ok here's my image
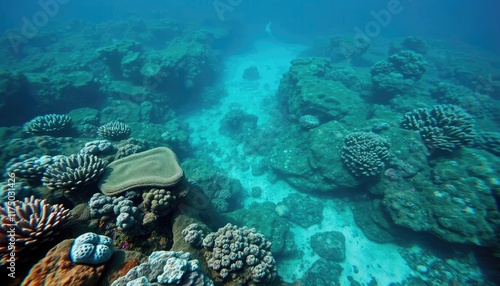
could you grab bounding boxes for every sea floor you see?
[182,38,425,284]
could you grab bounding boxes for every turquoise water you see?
[0,1,499,285]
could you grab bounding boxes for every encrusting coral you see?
[23,114,72,136]
[0,196,70,265]
[42,154,107,191]
[98,147,183,196]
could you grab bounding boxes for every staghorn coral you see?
[42,154,107,191]
[401,104,476,151]
[23,114,72,136]
[97,121,131,141]
[202,223,277,284]
[0,196,70,265]
[341,132,391,177]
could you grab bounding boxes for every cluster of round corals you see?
[401,104,476,151]
[201,223,277,284]
[23,114,72,136]
[97,121,131,140]
[341,132,391,177]
[0,196,70,265]
[42,154,107,191]
[141,188,178,216]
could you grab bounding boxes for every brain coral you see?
[401,104,476,151]
[341,132,391,177]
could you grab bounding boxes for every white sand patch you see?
[276,199,414,284]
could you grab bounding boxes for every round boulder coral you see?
[341,132,390,177]
[42,154,107,191]
[23,114,72,136]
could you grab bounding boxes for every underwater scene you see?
[0,0,499,285]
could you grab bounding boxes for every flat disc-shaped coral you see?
[98,147,183,196]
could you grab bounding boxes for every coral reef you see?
[98,147,183,196]
[474,131,500,156]
[98,121,132,141]
[401,104,476,151]
[70,232,114,265]
[0,196,70,265]
[202,223,277,284]
[23,114,72,136]
[42,153,107,191]
[110,251,213,286]
[341,132,391,177]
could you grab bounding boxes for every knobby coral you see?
[202,223,277,284]
[341,132,391,177]
[0,196,70,265]
[401,104,476,151]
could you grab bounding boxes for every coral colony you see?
[0,5,499,286]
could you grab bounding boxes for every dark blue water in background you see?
[1,0,499,52]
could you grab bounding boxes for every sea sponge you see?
[98,147,183,196]
[341,132,391,177]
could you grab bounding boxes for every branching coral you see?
[97,121,131,140]
[401,104,476,151]
[42,154,107,191]
[0,196,70,265]
[23,114,72,136]
[341,132,391,177]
